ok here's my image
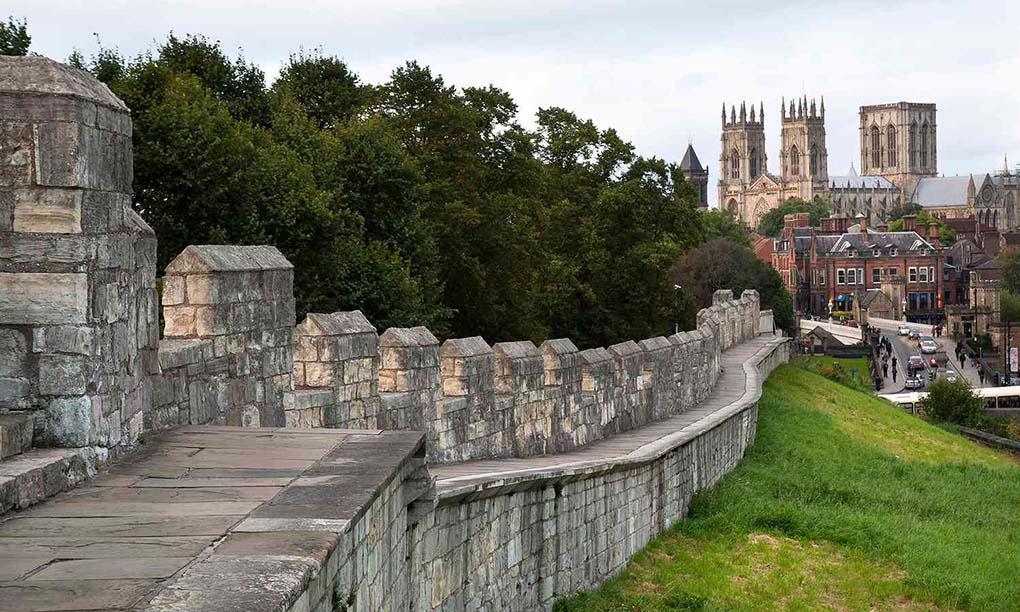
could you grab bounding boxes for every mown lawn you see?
[798,355,872,388]
[555,364,1020,611]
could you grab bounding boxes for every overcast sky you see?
[20,0,1020,205]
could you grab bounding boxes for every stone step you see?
[0,447,97,515]
[0,412,34,459]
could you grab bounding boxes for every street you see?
[878,328,985,393]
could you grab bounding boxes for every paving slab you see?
[0,426,424,612]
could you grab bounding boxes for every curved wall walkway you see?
[408,335,790,611]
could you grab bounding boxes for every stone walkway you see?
[432,335,787,497]
[0,427,422,612]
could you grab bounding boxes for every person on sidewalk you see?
[892,367,897,384]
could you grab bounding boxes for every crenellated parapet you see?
[0,54,768,469]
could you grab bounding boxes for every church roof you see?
[679,145,705,173]
[827,165,894,190]
[914,176,973,208]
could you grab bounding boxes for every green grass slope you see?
[555,363,1020,611]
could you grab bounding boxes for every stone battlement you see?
[0,56,789,612]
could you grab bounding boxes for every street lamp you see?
[901,297,907,322]
[673,284,683,335]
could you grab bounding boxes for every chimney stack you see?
[902,215,917,232]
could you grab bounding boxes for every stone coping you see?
[430,335,789,502]
[0,426,423,612]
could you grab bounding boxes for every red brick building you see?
[773,214,949,323]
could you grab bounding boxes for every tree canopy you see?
[0,16,30,55]
[888,210,955,244]
[756,197,830,237]
[0,18,791,348]
[672,238,794,331]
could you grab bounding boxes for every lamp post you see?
[901,297,907,322]
[673,284,683,335]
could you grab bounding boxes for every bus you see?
[879,386,1020,417]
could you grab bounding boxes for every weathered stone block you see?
[0,121,34,186]
[11,187,82,233]
[42,395,92,447]
[38,353,88,395]
[0,328,28,376]
[0,272,87,324]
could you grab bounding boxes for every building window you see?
[918,267,928,283]
[837,268,846,284]
[858,268,864,285]
[871,125,881,168]
[909,122,918,167]
[730,149,740,179]
[929,267,935,283]
[818,269,826,286]
[919,293,928,310]
[921,122,930,168]
[888,267,898,277]
[810,145,818,176]
[872,248,880,257]
[887,125,897,166]
[750,148,759,179]
[872,268,881,283]
[790,145,800,177]
[908,266,918,282]
[890,248,897,256]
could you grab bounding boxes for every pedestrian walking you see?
[882,362,889,378]
[892,356,898,371]
[892,367,897,384]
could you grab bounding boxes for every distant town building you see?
[679,144,709,208]
[772,213,950,324]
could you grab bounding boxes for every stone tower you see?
[718,101,766,213]
[0,57,159,449]
[679,143,709,208]
[859,102,936,194]
[780,95,828,200]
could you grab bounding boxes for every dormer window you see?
[890,248,897,256]
[872,248,880,257]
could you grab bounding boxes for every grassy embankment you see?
[556,361,1020,611]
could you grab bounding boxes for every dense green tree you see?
[65,32,719,346]
[1000,251,1020,297]
[0,16,30,56]
[888,210,955,244]
[273,51,365,128]
[756,196,830,237]
[673,238,794,331]
[701,208,750,246]
[919,378,984,427]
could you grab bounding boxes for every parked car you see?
[898,325,911,336]
[945,369,959,383]
[908,328,921,340]
[920,337,938,354]
[907,355,926,375]
[904,375,926,390]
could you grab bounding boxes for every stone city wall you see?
[0,55,763,470]
[0,57,158,451]
[407,337,790,612]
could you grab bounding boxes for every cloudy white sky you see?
[20,0,1020,204]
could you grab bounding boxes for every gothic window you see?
[730,149,740,179]
[749,148,760,179]
[810,145,818,176]
[871,126,881,168]
[886,125,897,166]
[790,145,800,177]
[921,122,930,168]
[1007,192,1016,227]
[909,122,918,167]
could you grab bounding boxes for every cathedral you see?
[711,98,1020,231]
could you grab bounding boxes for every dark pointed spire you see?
[759,101,764,124]
[820,95,825,117]
[680,144,704,173]
[781,96,786,120]
[722,103,726,124]
[731,105,736,124]
[740,101,746,123]
[750,103,756,123]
